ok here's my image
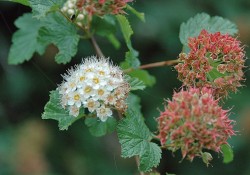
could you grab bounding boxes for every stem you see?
[90,36,105,58]
[89,30,148,175]
[124,59,180,73]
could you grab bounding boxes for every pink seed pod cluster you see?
[175,29,245,98]
[61,0,133,26]
[157,87,235,162]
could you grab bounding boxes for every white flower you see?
[80,85,94,99]
[84,99,100,112]
[67,91,82,108]
[96,106,112,122]
[58,56,130,122]
[69,105,80,117]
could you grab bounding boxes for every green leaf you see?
[179,13,238,46]
[92,15,116,36]
[127,93,143,119]
[126,5,145,22]
[221,144,234,163]
[8,0,29,6]
[117,110,161,172]
[125,75,146,91]
[8,13,46,65]
[125,49,140,68]
[139,142,162,172]
[42,90,83,130]
[38,12,80,64]
[116,15,133,44]
[129,70,156,87]
[92,15,120,49]
[106,34,121,49]
[85,117,117,137]
[116,15,140,68]
[29,0,63,19]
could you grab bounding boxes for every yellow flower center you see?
[87,101,94,108]
[99,71,105,75]
[100,108,106,114]
[70,82,75,88]
[74,94,80,100]
[86,68,92,72]
[93,77,100,84]
[84,86,92,93]
[80,76,85,81]
[98,89,104,96]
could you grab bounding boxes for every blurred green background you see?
[1,0,250,175]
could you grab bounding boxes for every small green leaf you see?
[8,13,46,65]
[125,49,140,68]
[128,70,156,87]
[8,0,29,6]
[116,15,133,44]
[38,12,80,64]
[92,15,120,49]
[116,15,140,68]
[85,117,117,137]
[125,75,146,91]
[42,90,83,130]
[126,5,145,22]
[139,142,162,172]
[127,93,143,119]
[179,13,238,47]
[117,110,161,172]
[221,144,234,163]
[29,0,63,19]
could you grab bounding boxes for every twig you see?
[90,36,105,57]
[124,59,180,73]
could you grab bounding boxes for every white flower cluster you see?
[58,56,130,122]
[61,0,85,27]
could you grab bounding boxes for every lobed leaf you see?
[38,12,80,64]
[139,142,162,172]
[117,110,161,172]
[8,13,46,64]
[179,13,238,47]
[29,0,63,19]
[42,90,83,130]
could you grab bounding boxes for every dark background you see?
[0,0,250,175]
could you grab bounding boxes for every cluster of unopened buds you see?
[158,29,246,164]
[61,0,133,27]
[58,56,130,122]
